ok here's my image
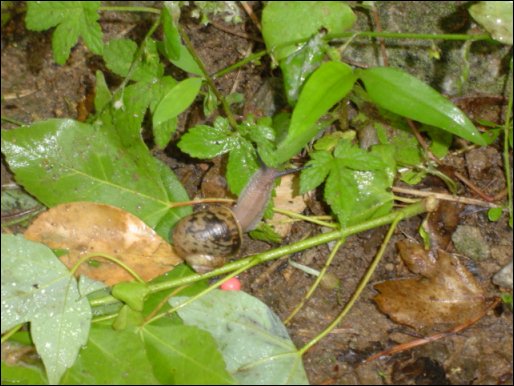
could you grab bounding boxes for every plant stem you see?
[147,199,432,294]
[285,238,345,324]
[503,57,513,226]
[177,25,240,130]
[99,6,160,14]
[89,199,432,307]
[299,213,403,355]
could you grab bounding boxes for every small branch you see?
[392,186,498,208]
[178,25,240,130]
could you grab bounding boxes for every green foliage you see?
[469,1,513,45]
[25,1,103,64]
[357,67,487,146]
[170,291,309,384]
[1,2,506,384]
[300,138,395,226]
[1,119,190,238]
[1,234,91,384]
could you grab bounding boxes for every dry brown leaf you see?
[269,174,306,237]
[24,202,182,286]
[374,240,487,330]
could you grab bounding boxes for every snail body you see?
[172,166,292,273]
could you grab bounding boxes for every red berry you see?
[221,277,241,291]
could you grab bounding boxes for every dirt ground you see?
[1,2,512,385]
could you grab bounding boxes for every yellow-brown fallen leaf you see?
[374,240,487,330]
[269,174,306,237]
[24,202,182,286]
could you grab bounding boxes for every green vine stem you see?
[299,213,403,355]
[285,238,345,324]
[89,198,434,308]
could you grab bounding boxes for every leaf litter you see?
[24,202,182,286]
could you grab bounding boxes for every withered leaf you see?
[24,202,182,286]
[374,240,486,330]
[269,174,306,237]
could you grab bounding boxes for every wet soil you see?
[1,2,512,384]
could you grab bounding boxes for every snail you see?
[172,166,299,273]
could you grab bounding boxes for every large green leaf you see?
[143,324,234,384]
[262,1,356,60]
[358,67,487,146]
[275,61,356,165]
[1,234,91,384]
[62,324,158,384]
[170,290,309,385]
[1,119,189,233]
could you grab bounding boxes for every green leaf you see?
[1,362,47,385]
[25,1,103,64]
[281,32,326,106]
[469,1,513,45]
[1,235,91,384]
[161,7,181,60]
[168,43,203,75]
[1,119,189,234]
[152,77,202,128]
[299,150,332,193]
[275,61,356,165]
[104,38,163,82]
[226,140,259,195]
[94,70,111,112]
[262,1,356,61]
[62,323,158,384]
[488,207,503,222]
[178,117,237,158]
[143,324,234,384]
[170,290,309,385]
[248,222,282,243]
[358,67,487,146]
[112,282,149,312]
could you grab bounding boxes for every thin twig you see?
[392,186,498,208]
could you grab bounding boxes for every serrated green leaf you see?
[1,234,91,384]
[358,67,487,146]
[143,324,234,384]
[1,119,190,235]
[249,222,282,243]
[152,77,202,128]
[262,1,356,60]
[334,140,385,170]
[170,290,309,385]
[26,1,103,64]
[62,323,158,384]
[275,61,356,165]
[104,38,163,82]
[94,70,111,112]
[178,118,237,158]
[300,150,332,194]
[226,140,259,195]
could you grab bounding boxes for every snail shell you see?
[172,205,242,273]
[172,166,300,273]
